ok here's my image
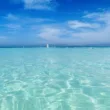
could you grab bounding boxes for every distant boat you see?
[46,44,49,48]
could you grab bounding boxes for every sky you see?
[0,0,110,46]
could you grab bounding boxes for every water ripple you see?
[0,48,110,110]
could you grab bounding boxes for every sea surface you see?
[0,48,110,110]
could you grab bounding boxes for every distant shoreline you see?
[0,46,110,48]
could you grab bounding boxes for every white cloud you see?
[5,13,54,24]
[84,11,110,23]
[38,26,61,42]
[68,20,100,29]
[36,11,110,45]
[37,25,81,44]
[5,13,19,20]
[24,0,52,10]
[3,13,54,32]
[69,12,110,44]
[3,11,110,45]
[84,13,100,19]
[11,0,56,10]
[6,24,21,30]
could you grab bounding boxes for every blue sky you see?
[0,0,110,46]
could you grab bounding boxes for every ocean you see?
[0,47,110,110]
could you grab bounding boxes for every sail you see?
[46,44,49,48]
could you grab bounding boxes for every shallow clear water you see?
[0,48,110,110]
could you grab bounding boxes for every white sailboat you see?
[46,44,49,48]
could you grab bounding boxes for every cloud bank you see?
[1,11,110,45]
[36,11,110,45]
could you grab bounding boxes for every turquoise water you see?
[0,48,110,110]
